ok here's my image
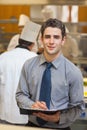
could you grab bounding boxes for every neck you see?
[43,51,62,62]
[28,44,34,51]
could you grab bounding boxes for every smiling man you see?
[16,18,85,130]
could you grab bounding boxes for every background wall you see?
[78,6,87,33]
[0,5,30,33]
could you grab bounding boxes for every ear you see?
[40,36,44,47]
[62,36,66,46]
[40,36,43,42]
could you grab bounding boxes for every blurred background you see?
[0,0,87,77]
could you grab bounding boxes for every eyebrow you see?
[44,35,60,39]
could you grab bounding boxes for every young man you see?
[16,18,85,130]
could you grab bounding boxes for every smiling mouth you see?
[48,46,55,50]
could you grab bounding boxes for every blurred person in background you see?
[62,34,80,60]
[0,20,41,125]
[62,27,80,60]
[7,14,30,51]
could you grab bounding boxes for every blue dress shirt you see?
[16,54,85,128]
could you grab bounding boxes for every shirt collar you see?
[52,54,64,69]
[39,54,64,69]
[39,54,47,65]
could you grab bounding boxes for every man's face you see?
[41,27,65,56]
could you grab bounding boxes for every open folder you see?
[20,106,76,115]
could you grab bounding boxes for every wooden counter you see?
[0,124,53,130]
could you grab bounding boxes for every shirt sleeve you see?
[59,105,84,126]
[16,63,34,109]
[59,66,85,126]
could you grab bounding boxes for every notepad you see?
[20,106,75,115]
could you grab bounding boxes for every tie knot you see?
[46,62,52,69]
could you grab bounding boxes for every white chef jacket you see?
[0,48,37,124]
[7,34,20,51]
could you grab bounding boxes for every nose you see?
[50,36,54,43]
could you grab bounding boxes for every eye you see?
[54,35,60,39]
[44,35,50,39]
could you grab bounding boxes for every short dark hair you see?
[19,38,33,46]
[41,18,66,38]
